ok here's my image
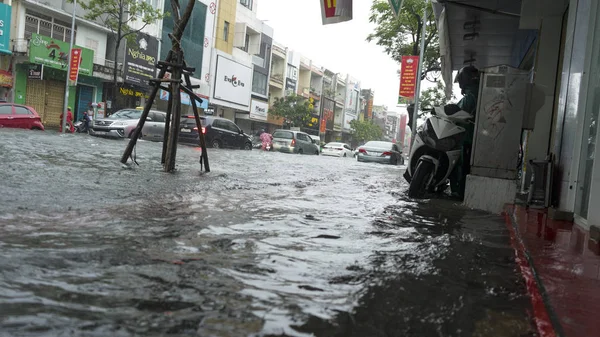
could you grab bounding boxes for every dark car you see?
[0,103,45,131]
[178,116,253,150]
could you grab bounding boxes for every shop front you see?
[13,33,99,127]
[0,3,11,101]
[235,98,270,135]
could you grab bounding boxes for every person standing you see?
[59,107,75,133]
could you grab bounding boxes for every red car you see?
[0,103,45,131]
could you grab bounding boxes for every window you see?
[296,133,309,142]
[0,105,12,115]
[14,107,33,115]
[240,0,253,10]
[252,71,267,95]
[153,112,166,123]
[24,11,75,42]
[273,131,293,139]
[223,21,230,42]
[243,34,250,52]
[224,121,240,133]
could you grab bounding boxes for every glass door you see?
[575,14,600,220]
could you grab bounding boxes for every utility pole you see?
[410,0,428,149]
[61,0,77,133]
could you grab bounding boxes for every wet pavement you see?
[0,129,535,337]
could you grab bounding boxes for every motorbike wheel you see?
[408,161,435,199]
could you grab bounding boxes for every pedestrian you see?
[59,107,75,133]
[259,129,272,151]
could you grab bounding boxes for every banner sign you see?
[320,0,352,25]
[159,89,209,110]
[0,3,11,55]
[321,97,335,132]
[68,48,82,86]
[399,55,419,99]
[29,34,94,75]
[367,98,374,119]
[28,64,43,80]
[0,69,12,87]
[124,32,159,87]
[399,114,408,147]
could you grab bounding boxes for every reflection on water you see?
[0,129,533,336]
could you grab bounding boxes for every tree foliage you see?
[350,119,383,144]
[367,0,440,81]
[270,95,313,128]
[420,81,456,112]
[76,0,165,108]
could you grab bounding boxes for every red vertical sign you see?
[320,0,352,25]
[69,48,82,86]
[399,56,419,99]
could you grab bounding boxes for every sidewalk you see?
[504,205,600,337]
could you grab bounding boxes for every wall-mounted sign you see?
[68,48,82,86]
[321,97,335,131]
[28,64,44,80]
[250,99,268,121]
[29,34,94,75]
[399,55,419,99]
[213,55,252,107]
[159,89,209,110]
[320,0,352,25]
[119,87,148,98]
[124,33,158,87]
[0,69,12,87]
[0,3,11,55]
[93,63,114,75]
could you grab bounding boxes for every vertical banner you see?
[399,55,419,99]
[399,114,408,148]
[320,0,352,25]
[68,48,82,86]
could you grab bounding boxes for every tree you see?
[77,0,165,110]
[420,81,455,111]
[350,119,383,144]
[270,95,313,128]
[367,0,440,81]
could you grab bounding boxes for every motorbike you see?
[75,115,92,134]
[403,105,474,198]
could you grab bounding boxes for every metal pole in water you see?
[410,0,428,149]
[61,0,77,134]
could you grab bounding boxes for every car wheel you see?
[391,155,398,165]
[31,127,43,131]
[343,153,347,158]
[315,150,319,155]
[243,142,252,150]
[298,149,304,155]
[212,139,222,149]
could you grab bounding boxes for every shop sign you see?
[0,3,11,55]
[119,87,148,98]
[68,48,82,86]
[320,0,352,25]
[250,99,268,121]
[29,34,94,75]
[367,98,374,119]
[93,63,114,75]
[0,69,12,87]
[27,64,44,80]
[399,55,419,99]
[159,89,209,110]
[213,55,252,107]
[123,33,158,87]
[321,98,335,132]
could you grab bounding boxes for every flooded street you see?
[0,129,535,337]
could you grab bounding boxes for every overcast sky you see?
[256,0,407,113]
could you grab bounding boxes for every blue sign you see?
[0,3,11,55]
[159,89,209,109]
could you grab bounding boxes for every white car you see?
[321,142,354,157]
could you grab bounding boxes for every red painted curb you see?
[503,207,557,337]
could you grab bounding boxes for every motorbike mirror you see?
[146,117,152,121]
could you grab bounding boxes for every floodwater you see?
[0,129,535,337]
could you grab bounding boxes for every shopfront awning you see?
[432,0,524,94]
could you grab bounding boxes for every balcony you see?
[272,44,286,59]
[298,87,310,98]
[269,74,284,89]
[309,88,321,100]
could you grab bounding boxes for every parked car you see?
[90,109,167,141]
[178,116,253,150]
[356,141,403,165]
[271,130,320,155]
[0,103,45,131]
[321,142,353,157]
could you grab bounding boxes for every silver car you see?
[356,141,403,165]
[271,130,320,155]
[90,109,167,141]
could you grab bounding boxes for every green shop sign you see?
[29,33,94,76]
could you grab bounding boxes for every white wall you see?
[199,0,217,98]
[208,48,253,111]
[75,24,108,64]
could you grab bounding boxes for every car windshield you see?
[111,110,142,120]
[325,143,344,148]
[273,131,294,139]
[364,141,393,150]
